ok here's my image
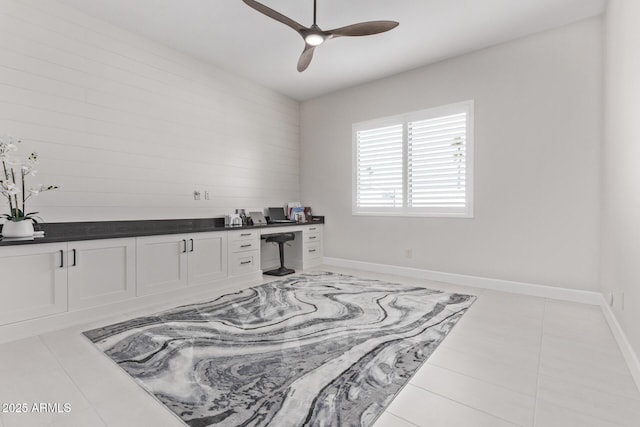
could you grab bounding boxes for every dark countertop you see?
[0,216,325,247]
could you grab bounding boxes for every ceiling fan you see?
[242,0,399,72]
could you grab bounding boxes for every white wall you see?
[602,0,640,355]
[301,18,602,291]
[0,0,300,222]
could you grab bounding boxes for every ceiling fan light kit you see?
[302,26,326,46]
[242,0,399,72]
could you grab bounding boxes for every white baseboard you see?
[599,297,640,390]
[323,257,602,304]
[323,256,640,393]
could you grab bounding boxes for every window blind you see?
[408,113,467,209]
[355,124,404,208]
[353,100,473,217]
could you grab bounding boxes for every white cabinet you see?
[0,243,67,326]
[228,230,259,277]
[187,232,228,286]
[136,232,228,296]
[0,224,324,334]
[302,225,323,268]
[136,234,188,296]
[0,238,137,325]
[67,238,136,310]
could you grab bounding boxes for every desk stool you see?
[262,232,295,276]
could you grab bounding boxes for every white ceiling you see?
[58,0,606,101]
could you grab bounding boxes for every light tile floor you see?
[0,266,638,427]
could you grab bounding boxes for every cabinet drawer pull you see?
[240,244,252,248]
[309,249,317,253]
[59,250,64,268]
[309,227,317,231]
[189,239,194,252]
[240,260,252,265]
[182,239,187,253]
[72,249,77,267]
[241,233,252,237]
[309,236,317,240]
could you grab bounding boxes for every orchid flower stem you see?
[21,170,25,214]
[2,160,14,215]
[11,168,18,218]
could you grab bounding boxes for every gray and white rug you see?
[84,271,475,427]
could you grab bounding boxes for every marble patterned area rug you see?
[84,272,475,427]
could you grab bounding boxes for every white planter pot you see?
[1,220,34,238]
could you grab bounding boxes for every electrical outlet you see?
[204,191,210,200]
[612,291,625,311]
[193,191,201,200]
[405,249,413,259]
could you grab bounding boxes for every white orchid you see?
[0,135,20,160]
[6,183,19,194]
[21,164,37,176]
[0,181,20,197]
[1,136,58,223]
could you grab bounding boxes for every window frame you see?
[352,100,474,218]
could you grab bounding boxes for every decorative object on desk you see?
[235,208,248,225]
[304,206,313,222]
[226,214,242,226]
[0,135,58,238]
[83,272,475,427]
[290,206,305,222]
[249,211,266,225]
[287,201,302,219]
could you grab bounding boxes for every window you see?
[353,101,474,217]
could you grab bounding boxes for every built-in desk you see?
[0,217,324,342]
[257,224,323,272]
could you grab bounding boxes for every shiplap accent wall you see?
[0,0,300,222]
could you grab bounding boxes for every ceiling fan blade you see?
[297,45,316,72]
[242,0,306,32]
[329,20,399,38]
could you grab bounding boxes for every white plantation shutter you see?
[408,113,468,211]
[353,101,473,217]
[355,124,404,208]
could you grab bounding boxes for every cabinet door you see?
[136,234,188,296]
[0,243,67,326]
[187,232,228,286]
[67,238,136,310]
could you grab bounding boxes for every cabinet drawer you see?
[229,239,258,253]
[229,230,259,242]
[306,226,321,233]
[304,242,322,260]
[230,250,259,276]
[304,232,321,244]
